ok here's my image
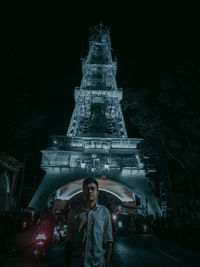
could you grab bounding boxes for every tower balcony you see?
[82,62,117,76]
[74,87,123,101]
[43,137,143,170]
[50,136,142,151]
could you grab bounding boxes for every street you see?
[1,234,200,267]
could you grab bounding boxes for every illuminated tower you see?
[67,23,127,138]
[29,24,162,217]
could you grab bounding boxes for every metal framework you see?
[67,23,127,138]
[28,24,162,217]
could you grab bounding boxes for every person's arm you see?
[104,241,113,266]
[65,210,74,266]
[103,210,114,266]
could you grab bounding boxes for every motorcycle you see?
[33,232,49,259]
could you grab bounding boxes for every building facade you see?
[0,153,23,211]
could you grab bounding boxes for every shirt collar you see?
[82,202,99,211]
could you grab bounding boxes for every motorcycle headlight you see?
[143,224,147,232]
[112,214,117,220]
[118,221,122,228]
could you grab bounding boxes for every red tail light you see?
[36,241,45,246]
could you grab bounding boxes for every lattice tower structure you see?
[67,23,127,138]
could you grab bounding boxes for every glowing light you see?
[143,224,147,232]
[118,221,122,228]
[112,214,117,220]
[36,241,45,246]
[81,162,86,168]
[36,234,47,240]
[104,164,109,169]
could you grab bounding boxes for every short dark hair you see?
[83,177,99,189]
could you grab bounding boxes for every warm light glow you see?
[112,214,117,220]
[56,185,133,202]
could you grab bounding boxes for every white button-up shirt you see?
[65,204,113,267]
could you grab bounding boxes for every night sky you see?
[1,9,199,151]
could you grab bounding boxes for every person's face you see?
[83,183,99,203]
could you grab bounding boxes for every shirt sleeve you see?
[65,209,75,244]
[103,209,113,244]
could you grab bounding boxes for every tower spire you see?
[67,25,127,138]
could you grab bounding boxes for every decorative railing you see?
[41,150,142,170]
[50,136,142,150]
[74,87,123,101]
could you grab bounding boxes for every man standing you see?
[65,177,113,267]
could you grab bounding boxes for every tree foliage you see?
[123,61,200,203]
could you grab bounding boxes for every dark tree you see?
[123,61,200,213]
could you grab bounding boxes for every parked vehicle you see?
[129,214,150,234]
[116,213,129,235]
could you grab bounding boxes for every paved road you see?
[1,234,200,267]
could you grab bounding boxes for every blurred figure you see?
[35,210,55,247]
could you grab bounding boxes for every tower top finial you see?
[89,23,110,43]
